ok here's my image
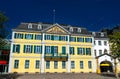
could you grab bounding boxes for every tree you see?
[109,32,120,58]
[0,12,9,48]
[0,12,9,38]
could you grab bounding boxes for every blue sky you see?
[0,0,120,31]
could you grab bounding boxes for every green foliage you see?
[109,32,120,58]
[0,12,9,38]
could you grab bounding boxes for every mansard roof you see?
[13,22,91,36]
[91,32,108,38]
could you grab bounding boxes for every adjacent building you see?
[92,32,115,73]
[8,22,96,73]
[0,39,10,73]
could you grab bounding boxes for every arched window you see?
[38,24,42,30]
[104,49,107,53]
[69,27,73,32]
[28,23,32,29]
[77,28,81,32]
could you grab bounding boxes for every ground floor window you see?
[62,61,66,69]
[14,60,19,68]
[71,61,75,69]
[46,61,50,69]
[35,60,40,69]
[80,61,83,69]
[54,61,58,69]
[88,61,92,69]
[25,60,30,69]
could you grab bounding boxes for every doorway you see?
[100,61,113,73]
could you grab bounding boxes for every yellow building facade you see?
[8,23,96,73]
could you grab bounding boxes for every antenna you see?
[53,9,56,24]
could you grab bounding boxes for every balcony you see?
[44,53,68,61]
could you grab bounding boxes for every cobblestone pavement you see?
[0,73,120,79]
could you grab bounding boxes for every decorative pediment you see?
[44,24,70,34]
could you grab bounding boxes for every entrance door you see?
[100,61,113,73]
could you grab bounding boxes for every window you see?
[70,47,74,55]
[54,35,59,40]
[80,61,83,69]
[94,41,96,45]
[104,49,107,53]
[77,48,85,55]
[99,50,102,55]
[85,38,92,43]
[25,60,30,69]
[45,34,51,40]
[71,61,75,69]
[35,60,40,69]
[77,37,84,42]
[88,61,92,69]
[14,60,19,68]
[86,48,91,55]
[62,46,66,54]
[38,24,42,29]
[54,61,58,69]
[77,28,81,32]
[94,50,96,56]
[98,41,101,45]
[25,34,33,39]
[53,46,58,56]
[60,36,67,41]
[45,46,51,54]
[70,37,76,42]
[69,27,73,32]
[24,45,33,53]
[34,46,42,53]
[13,44,20,53]
[14,33,23,39]
[101,33,104,37]
[92,32,96,36]
[28,23,32,29]
[62,61,66,69]
[104,41,107,46]
[35,34,42,40]
[46,61,50,69]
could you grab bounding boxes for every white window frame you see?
[28,23,32,29]
[77,28,81,32]
[38,24,42,29]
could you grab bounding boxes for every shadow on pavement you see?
[0,73,22,79]
[101,72,119,78]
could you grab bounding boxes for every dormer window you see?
[38,24,42,30]
[92,32,96,36]
[77,28,81,32]
[70,27,73,32]
[28,23,32,29]
[101,33,104,37]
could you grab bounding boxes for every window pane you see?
[25,34,33,39]
[86,48,91,55]
[35,60,40,69]
[35,35,42,40]
[88,61,92,69]
[80,61,83,69]
[71,61,75,69]
[25,60,30,69]
[70,47,74,55]
[14,60,19,68]
[62,61,66,69]
[98,41,101,45]
[46,61,50,69]
[77,37,84,42]
[54,61,58,69]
